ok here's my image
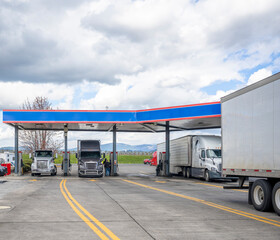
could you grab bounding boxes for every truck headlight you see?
[211,167,217,172]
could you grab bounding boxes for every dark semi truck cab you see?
[77,140,103,177]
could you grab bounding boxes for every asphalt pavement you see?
[0,164,279,240]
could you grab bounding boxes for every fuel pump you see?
[110,151,119,176]
[62,151,71,176]
[18,151,23,176]
[158,152,166,176]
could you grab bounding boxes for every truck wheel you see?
[186,168,191,178]
[183,168,187,178]
[204,170,210,182]
[251,179,272,212]
[272,182,280,216]
[31,173,35,176]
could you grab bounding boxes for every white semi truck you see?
[157,135,234,181]
[221,72,280,215]
[30,150,57,176]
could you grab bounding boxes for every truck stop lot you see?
[0,165,280,240]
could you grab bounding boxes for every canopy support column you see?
[165,121,170,176]
[64,125,68,176]
[111,125,117,176]
[15,125,19,175]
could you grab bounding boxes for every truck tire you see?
[183,167,187,178]
[204,170,211,182]
[272,182,280,216]
[185,167,191,178]
[31,173,35,176]
[251,179,272,212]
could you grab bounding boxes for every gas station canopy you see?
[3,102,221,132]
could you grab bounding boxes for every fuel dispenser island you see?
[110,151,119,176]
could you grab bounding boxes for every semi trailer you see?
[221,72,280,215]
[77,140,103,177]
[30,150,57,176]
[0,152,15,166]
[157,135,232,181]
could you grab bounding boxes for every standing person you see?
[103,158,110,176]
[156,160,162,176]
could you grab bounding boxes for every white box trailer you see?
[157,135,234,181]
[0,152,15,165]
[221,72,280,215]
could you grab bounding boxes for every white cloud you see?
[0,81,75,109]
[247,68,272,85]
[0,0,280,147]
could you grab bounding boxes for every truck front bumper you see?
[32,169,55,175]
[210,171,237,181]
[79,170,103,177]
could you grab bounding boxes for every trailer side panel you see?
[222,76,280,178]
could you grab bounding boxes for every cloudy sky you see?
[0,0,280,148]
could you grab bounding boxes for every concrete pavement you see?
[0,164,279,239]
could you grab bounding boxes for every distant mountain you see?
[68,143,156,152]
[1,143,156,152]
[0,147,25,151]
[0,147,14,151]
[101,143,156,152]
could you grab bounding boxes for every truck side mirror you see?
[55,153,58,159]
[102,153,105,159]
[75,153,78,159]
[29,153,32,159]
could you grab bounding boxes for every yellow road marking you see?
[61,179,120,240]
[63,180,119,240]
[155,181,166,183]
[60,180,109,240]
[29,179,37,182]
[122,179,280,228]
[89,180,96,182]
[0,206,11,209]
[195,182,248,193]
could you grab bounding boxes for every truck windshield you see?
[81,152,100,159]
[35,151,52,157]
[206,149,221,158]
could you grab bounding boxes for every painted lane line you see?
[195,182,248,193]
[122,179,280,228]
[0,206,11,210]
[155,181,166,183]
[60,179,109,240]
[63,180,120,240]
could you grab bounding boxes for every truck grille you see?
[86,162,97,169]
[37,160,48,169]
